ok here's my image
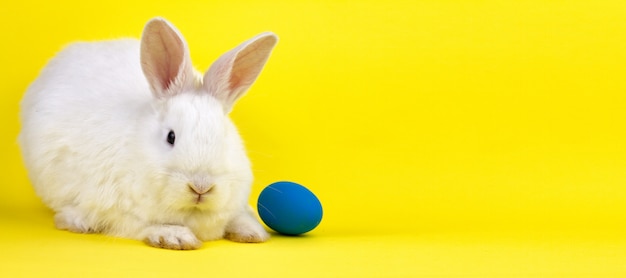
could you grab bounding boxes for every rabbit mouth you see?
[185,194,213,210]
[190,191,212,207]
[194,194,205,204]
[188,182,215,205]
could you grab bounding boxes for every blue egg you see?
[257,181,323,235]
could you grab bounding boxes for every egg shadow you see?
[267,230,312,238]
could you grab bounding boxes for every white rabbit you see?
[18,18,277,250]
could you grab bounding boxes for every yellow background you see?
[2,0,626,276]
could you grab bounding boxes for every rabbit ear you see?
[203,32,278,113]
[141,18,195,99]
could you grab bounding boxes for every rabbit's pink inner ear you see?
[204,33,278,112]
[140,18,192,98]
[229,35,277,93]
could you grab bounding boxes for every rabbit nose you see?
[188,183,215,195]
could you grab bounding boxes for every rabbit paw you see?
[143,225,202,250]
[224,213,270,243]
[54,208,97,233]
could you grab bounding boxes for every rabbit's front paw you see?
[54,208,97,233]
[224,212,270,243]
[143,225,202,250]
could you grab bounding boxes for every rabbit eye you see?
[167,130,176,146]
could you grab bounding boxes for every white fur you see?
[18,18,277,250]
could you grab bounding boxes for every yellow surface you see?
[2,0,626,276]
